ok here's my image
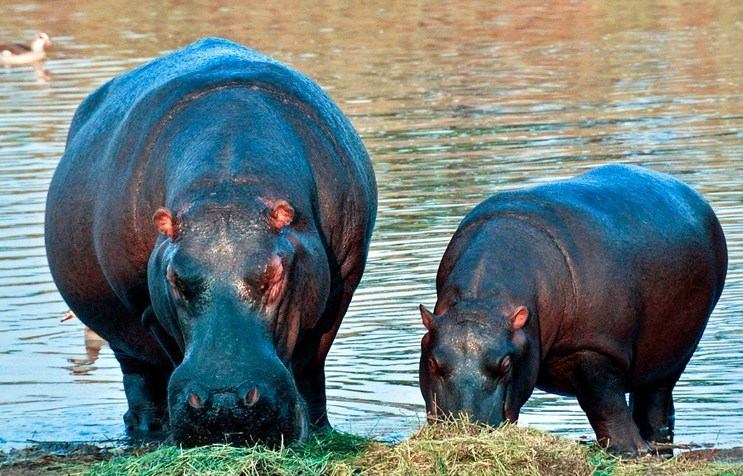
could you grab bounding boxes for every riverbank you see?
[2,421,741,475]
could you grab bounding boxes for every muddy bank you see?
[0,442,157,475]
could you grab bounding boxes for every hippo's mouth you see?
[503,383,520,424]
[169,391,310,447]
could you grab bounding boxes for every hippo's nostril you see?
[187,385,209,409]
[246,387,260,405]
[188,392,202,408]
[237,383,260,407]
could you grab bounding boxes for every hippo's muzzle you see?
[163,299,310,446]
[169,380,308,446]
[428,378,509,428]
[168,356,309,446]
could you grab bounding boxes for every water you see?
[1,0,741,449]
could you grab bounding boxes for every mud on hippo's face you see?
[147,197,328,446]
[419,301,536,427]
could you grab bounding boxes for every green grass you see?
[87,431,369,476]
[588,449,742,476]
[6,420,740,475]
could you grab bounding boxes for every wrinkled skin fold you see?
[419,164,727,456]
[45,38,376,445]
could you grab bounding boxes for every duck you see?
[1,32,51,65]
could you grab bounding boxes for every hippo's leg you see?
[115,351,170,432]
[570,351,650,456]
[629,373,679,444]
[292,279,355,429]
[293,356,330,429]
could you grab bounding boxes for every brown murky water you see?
[0,0,741,449]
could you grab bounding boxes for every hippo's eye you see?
[428,356,449,377]
[169,274,187,297]
[484,354,512,378]
[238,274,269,301]
[241,276,266,295]
[501,356,512,374]
[167,269,202,301]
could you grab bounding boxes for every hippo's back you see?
[464,164,727,386]
[48,37,374,236]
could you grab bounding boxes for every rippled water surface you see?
[1,0,741,449]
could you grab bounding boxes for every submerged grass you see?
[10,420,740,475]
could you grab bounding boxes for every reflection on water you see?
[1,0,741,449]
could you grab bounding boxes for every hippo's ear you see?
[509,306,529,331]
[268,200,294,231]
[420,304,437,331]
[153,208,179,240]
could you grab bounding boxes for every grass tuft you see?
[354,420,593,476]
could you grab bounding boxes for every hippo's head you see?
[418,300,539,427]
[147,195,330,446]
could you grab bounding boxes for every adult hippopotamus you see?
[418,164,727,455]
[45,38,377,446]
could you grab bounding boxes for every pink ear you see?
[420,304,436,331]
[510,306,529,330]
[153,208,179,239]
[268,200,294,230]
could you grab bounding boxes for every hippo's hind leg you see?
[568,350,650,456]
[629,371,680,445]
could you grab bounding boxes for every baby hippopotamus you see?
[419,164,727,455]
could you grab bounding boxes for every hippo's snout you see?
[184,382,261,410]
[432,398,506,428]
[169,378,308,446]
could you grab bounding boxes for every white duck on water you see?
[1,32,51,65]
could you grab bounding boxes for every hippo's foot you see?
[600,433,651,457]
[630,379,677,446]
[124,404,166,432]
[308,409,331,430]
[293,364,331,431]
[117,356,170,434]
[572,351,651,457]
[122,372,168,432]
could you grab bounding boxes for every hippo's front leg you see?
[293,356,330,429]
[115,352,170,432]
[292,279,357,429]
[568,351,650,456]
